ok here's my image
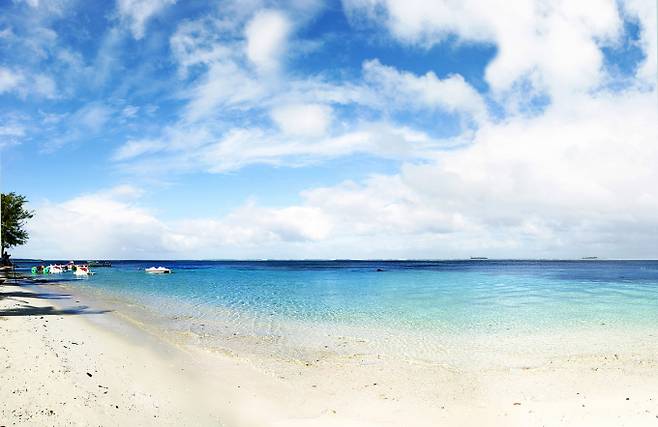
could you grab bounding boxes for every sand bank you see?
[2,278,658,426]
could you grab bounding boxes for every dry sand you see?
[2,278,658,426]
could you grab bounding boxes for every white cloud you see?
[294,88,658,258]
[113,138,165,161]
[0,116,27,149]
[115,122,450,175]
[117,0,176,39]
[110,82,658,258]
[342,0,493,43]
[113,125,212,162]
[169,18,233,77]
[15,0,69,15]
[139,14,487,166]
[0,124,25,137]
[40,111,67,124]
[22,0,41,8]
[362,59,487,122]
[105,184,144,199]
[0,68,59,99]
[77,104,111,131]
[343,0,624,99]
[18,186,333,259]
[20,187,170,259]
[244,10,292,72]
[183,61,267,122]
[168,14,271,122]
[222,203,332,242]
[0,67,24,93]
[169,6,485,129]
[33,73,57,98]
[118,54,483,174]
[271,103,332,137]
[39,103,114,151]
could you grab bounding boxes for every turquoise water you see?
[22,260,658,338]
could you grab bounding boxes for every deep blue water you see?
[15,260,658,336]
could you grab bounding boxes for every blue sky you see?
[1,0,657,259]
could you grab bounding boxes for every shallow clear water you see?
[19,260,658,339]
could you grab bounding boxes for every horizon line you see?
[11,257,658,262]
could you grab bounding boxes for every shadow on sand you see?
[15,277,84,284]
[0,290,72,300]
[0,280,111,317]
[0,304,110,317]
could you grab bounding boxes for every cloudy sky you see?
[1,0,656,259]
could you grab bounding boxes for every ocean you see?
[16,260,658,364]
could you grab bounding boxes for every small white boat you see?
[48,265,64,274]
[145,266,171,274]
[73,266,92,276]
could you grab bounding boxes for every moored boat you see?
[73,265,92,276]
[31,263,93,275]
[145,266,171,274]
[48,265,64,274]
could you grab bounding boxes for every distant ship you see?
[469,257,489,260]
[581,257,599,260]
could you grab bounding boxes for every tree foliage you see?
[1,192,34,257]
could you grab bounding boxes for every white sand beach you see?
[2,279,658,426]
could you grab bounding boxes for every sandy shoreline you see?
[2,277,658,426]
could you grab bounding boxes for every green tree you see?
[1,192,34,265]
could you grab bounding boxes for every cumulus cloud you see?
[296,88,658,258]
[17,186,333,259]
[343,0,625,99]
[107,79,658,258]
[19,186,166,259]
[362,59,487,122]
[245,10,292,72]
